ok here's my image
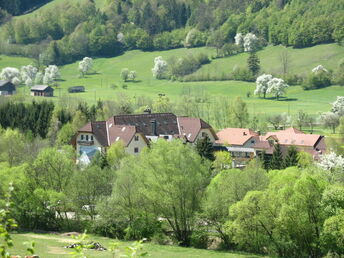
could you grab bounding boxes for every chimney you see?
[144,108,151,114]
[150,119,157,136]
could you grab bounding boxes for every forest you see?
[0,0,344,64]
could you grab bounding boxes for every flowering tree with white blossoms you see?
[78,57,93,77]
[0,67,21,85]
[267,77,289,100]
[43,65,60,85]
[318,152,344,174]
[332,96,344,117]
[152,56,168,79]
[312,65,328,73]
[234,33,244,47]
[254,74,273,99]
[243,33,260,52]
[21,65,38,87]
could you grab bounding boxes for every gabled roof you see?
[79,121,109,147]
[0,80,10,87]
[177,116,217,142]
[31,85,52,91]
[107,124,137,147]
[264,127,321,147]
[110,113,179,136]
[216,128,258,145]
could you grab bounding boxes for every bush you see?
[151,232,171,245]
[232,66,255,81]
[190,230,209,249]
[124,217,162,241]
[282,74,304,86]
[168,53,210,78]
[303,72,332,90]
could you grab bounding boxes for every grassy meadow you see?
[8,233,265,258]
[0,44,343,117]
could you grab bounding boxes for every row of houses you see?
[73,111,326,166]
[0,80,54,97]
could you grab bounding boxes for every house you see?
[0,80,16,96]
[215,128,259,167]
[30,85,54,97]
[216,127,326,168]
[73,112,217,162]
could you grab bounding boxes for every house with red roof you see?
[73,111,217,164]
[216,127,326,168]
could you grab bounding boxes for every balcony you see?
[77,140,94,146]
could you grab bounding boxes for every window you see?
[202,132,207,137]
[134,135,139,141]
[164,135,169,140]
[81,135,84,140]
[86,135,89,141]
[134,147,139,153]
[91,135,93,141]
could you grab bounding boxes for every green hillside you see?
[0,44,342,117]
[193,44,344,77]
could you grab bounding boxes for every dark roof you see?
[110,113,179,136]
[79,121,108,146]
[0,80,15,91]
[31,85,53,91]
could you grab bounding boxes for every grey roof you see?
[31,85,51,91]
[0,80,10,87]
[226,147,255,153]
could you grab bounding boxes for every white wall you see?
[125,133,148,155]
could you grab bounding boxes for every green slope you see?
[0,45,342,116]
[192,44,344,78]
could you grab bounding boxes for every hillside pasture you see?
[0,45,343,117]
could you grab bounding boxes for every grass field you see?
[7,233,264,258]
[0,44,343,117]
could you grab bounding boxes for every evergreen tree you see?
[247,52,260,76]
[259,150,271,170]
[284,146,298,168]
[195,135,215,161]
[270,143,284,170]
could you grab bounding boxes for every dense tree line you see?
[0,0,51,16]
[1,0,343,64]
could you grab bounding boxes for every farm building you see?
[30,85,54,97]
[0,80,16,96]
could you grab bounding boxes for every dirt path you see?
[24,234,75,243]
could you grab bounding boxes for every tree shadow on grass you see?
[263,96,298,101]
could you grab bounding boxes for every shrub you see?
[124,217,162,241]
[190,230,209,249]
[282,74,304,86]
[232,66,255,81]
[303,72,332,90]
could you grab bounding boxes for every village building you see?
[30,85,54,97]
[0,80,16,96]
[216,127,326,168]
[73,112,217,164]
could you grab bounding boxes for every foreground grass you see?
[7,233,264,258]
[0,44,343,116]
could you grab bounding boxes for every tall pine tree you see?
[247,52,260,76]
[270,143,284,170]
[195,135,215,161]
[284,146,298,168]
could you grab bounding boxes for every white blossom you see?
[128,70,137,80]
[312,65,328,73]
[234,33,244,46]
[21,65,38,86]
[331,96,344,117]
[117,32,124,42]
[0,67,21,85]
[78,57,93,76]
[267,77,289,99]
[43,65,60,85]
[243,33,260,52]
[254,74,273,97]
[152,56,168,79]
[318,152,344,172]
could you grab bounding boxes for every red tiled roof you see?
[264,127,321,147]
[216,128,258,145]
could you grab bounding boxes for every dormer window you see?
[134,135,139,141]
[91,135,93,141]
[86,135,89,141]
